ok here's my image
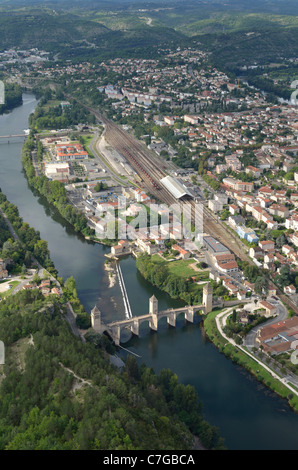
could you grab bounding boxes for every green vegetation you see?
[202,174,220,191]
[0,289,225,450]
[0,281,20,299]
[137,253,206,305]
[29,97,95,132]
[203,309,298,412]
[94,181,108,192]
[0,190,56,276]
[0,83,22,115]
[223,309,267,344]
[21,136,95,239]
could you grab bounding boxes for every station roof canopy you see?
[160,175,192,200]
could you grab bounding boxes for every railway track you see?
[75,99,255,261]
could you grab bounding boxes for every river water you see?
[0,94,298,450]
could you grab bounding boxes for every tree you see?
[76,312,91,329]
[255,276,268,296]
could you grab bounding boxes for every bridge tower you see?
[91,306,102,332]
[203,283,213,314]
[149,295,158,315]
[149,295,158,331]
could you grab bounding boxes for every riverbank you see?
[203,308,298,412]
[134,252,298,413]
[2,92,298,450]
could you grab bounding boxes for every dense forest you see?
[0,187,225,450]
[0,83,22,115]
[0,189,56,275]
[29,98,95,131]
[0,289,225,450]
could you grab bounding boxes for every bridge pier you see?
[111,326,121,346]
[185,307,195,323]
[131,320,139,337]
[149,313,158,331]
[167,312,177,327]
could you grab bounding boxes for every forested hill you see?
[1,2,298,66]
[0,290,225,450]
[0,8,186,58]
[0,190,225,450]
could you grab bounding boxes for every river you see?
[0,94,298,450]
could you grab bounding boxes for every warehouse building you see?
[160,175,192,200]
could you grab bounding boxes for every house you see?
[285,214,298,231]
[238,310,250,324]
[237,225,259,243]
[208,199,224,212]
[258,300,277,317]
[292,232,298,247]
[0,259,8,279]
[284,285,296,295]
[268,285,277,297]
[214,193,229,204]
[111,240,130,256]
[244,280,255,291]
[136,238,160,255]
[228,215,245,229]
[258,186,274,198]
[184,115,198,125]
[259,240,275,252]
[268,204,289,219]
[249,246,263,260]
[172,244,191,260]
[246,166,262,178]
[217,260,239,273]
[237,290,247,300]
[51,287,61,296]
[263,252,275,271]
[256,316,298,355]
[229,204,239,215]
[223,279,238,294]
[214,253,236,265]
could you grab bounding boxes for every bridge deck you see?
[107,304,204,328]
[0,134,28,138]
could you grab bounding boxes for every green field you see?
[152,255,209,280]
[80,134,95,158]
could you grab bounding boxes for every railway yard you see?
[83,103,254,264]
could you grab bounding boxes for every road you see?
[69,96,298,315]
[89,131,131,187]
[216,308,298,394]
[244,298,288,350]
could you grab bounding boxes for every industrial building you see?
[160,175,192,200]
[203,236,230,254]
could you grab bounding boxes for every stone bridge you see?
[91,283,213,346]
[105,304,206,346]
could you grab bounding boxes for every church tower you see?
[203,283,213,314]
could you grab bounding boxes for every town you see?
[1,43,298,395]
